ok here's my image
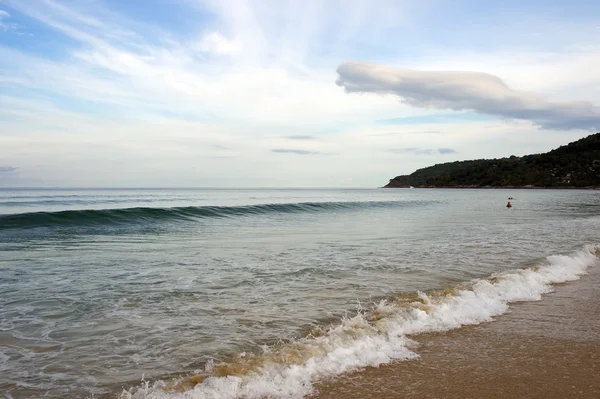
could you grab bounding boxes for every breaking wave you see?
[0,200,432,230]
[120,245,599,399]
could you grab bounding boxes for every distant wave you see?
[0,200,432,230]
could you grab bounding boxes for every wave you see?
[120,245,599,399]
[0,200,429,230]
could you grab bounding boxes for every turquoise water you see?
[1,188,599,398]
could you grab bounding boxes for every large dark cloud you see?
[336,62,600,131]
[0,166,18,172]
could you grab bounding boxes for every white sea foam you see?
[121,245,598,399]
[0,349,9,372]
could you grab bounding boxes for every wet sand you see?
[313,263,600,399]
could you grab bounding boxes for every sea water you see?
[0,188,599,398]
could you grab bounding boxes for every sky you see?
[1,0,599,188]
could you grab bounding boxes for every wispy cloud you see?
[213,144,232,150]
[0,9,9,24]
[1,0,405,126]
[271,149,321,155]
[387,148,457,155]
[388,148,433,155]
[0,166,19,172]
[337,62,600,130]
[285,135,316,140]
[194,32,242,55]
[409,130,442,135]
[0,9,19,32]
[369,130,441,137]
[376,114,491,125]
[438,147,457,154]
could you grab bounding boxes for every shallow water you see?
[0,188,599,398]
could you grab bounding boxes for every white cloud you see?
[195,32,242,55]
[0,9,14,32]
[336,61,600,131]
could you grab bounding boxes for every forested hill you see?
[384,133,600,188]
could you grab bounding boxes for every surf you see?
[120,245,599,399]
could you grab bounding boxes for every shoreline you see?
[312,260,600,399]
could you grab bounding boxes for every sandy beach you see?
[313,261,600,399]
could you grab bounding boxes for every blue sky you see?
[1,0,599,187]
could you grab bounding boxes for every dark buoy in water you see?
[506,201,512,208]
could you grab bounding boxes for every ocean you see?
[0,188,599,398]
